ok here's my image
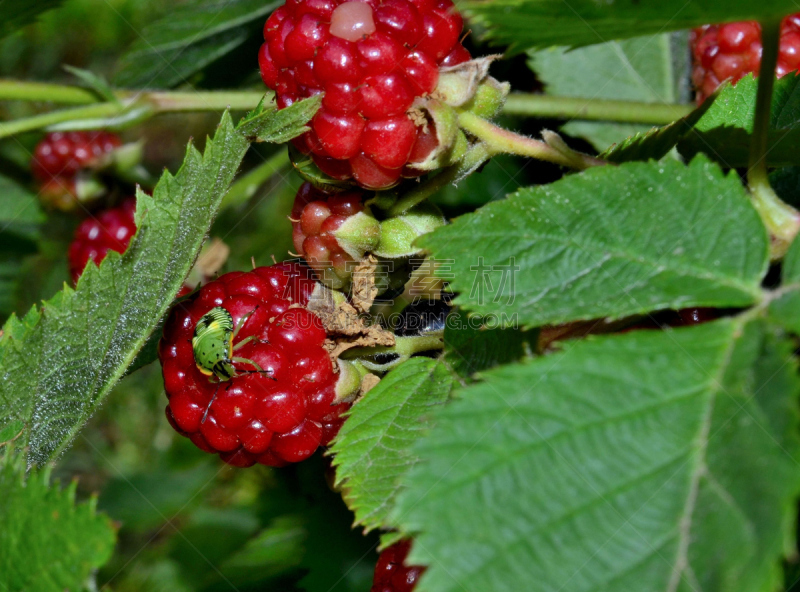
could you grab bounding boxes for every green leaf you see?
[219,516,305,584]
[330,358,455,534]
[114,0,279,89]
[419,157,767,327]
[602,97,713,163]
[0,419,23,444]
[464,0,799,51]
[63,65,118,103]
[679,74,800,167]
[0,112,251,467]
[0,174,45,237]
[529,33,689,151]
[0,460,116,591]
[394,319,800,592]
[0,0,63,40]
[238,94,322,144]
[768,234,800,334]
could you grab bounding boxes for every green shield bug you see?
[192,306,273,420]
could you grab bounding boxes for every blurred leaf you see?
[331,358,455,534]
[219,516,306,585]
[0,419,23,444]
[419,157,767,327]
[0,173,45,238]
[529,33,689,150]
[679,74,800,167]
[114,0,279,89]
[465,0,799,51]
[170,507,260,587]
[98,463,217,532]
[63,64,118,103]
[0,457,116,591]
[0,0,63,40]
[0,112,251,467]
[394,320,800,592]
[238,94,322,144]
[771,166,800,208]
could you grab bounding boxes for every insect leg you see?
[232,356,277,380]
[231,306,259,341]
[201,382,222,424]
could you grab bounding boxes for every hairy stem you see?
[747,18,800,259]
[2,80,695,125]
[0,85,270,139]
[457,110,605,169]
[503,93,693,125]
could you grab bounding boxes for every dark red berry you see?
[259,0,467,188]
[158,263,350,467]
[68,198,137,283]
[32,131,122,210]
[32,131,122,183]
[691,14,800,103]
[371,540,425,592]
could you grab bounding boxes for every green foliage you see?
[394,319,800,592]
[419,157,767,327]
[114,0,279,88]
[679,74,800,167]
[0,0,63,40]
[0,113,250,467]
[529,33,689,150]
[0,457,116,591]
[613,75,800,165]
[464,0,799,50]
[331,358,455,534]
[239,94,322,144]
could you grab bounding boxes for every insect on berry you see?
[192,306,271,382]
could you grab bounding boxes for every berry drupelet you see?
[371,540,425,592]
[259,0,470,189]
[691,14,800,103]
[159,263,351,467]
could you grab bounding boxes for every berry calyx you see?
[259,0,470,189]
[291,182,380,287]
[691,14,800,103]
[32,131,122,210]
[159,263,351,467]
[371,540,425,592]
[68,198,137,283]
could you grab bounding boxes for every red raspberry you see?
[259,0,469,189]
[691,14,800,102]
[371,540,425,592]
[158,263,351,467]
[32,131,121,193]
[68,198,137,283]
[291,182,372,284]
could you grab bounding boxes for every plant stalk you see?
[503,93,693,125]
[457,110,605,169]
[747,18,800,259]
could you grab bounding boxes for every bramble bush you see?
[3,0,800,591]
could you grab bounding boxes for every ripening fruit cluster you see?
[691,13,800,102]
[159,263,351,467]
[259,0,470,189]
